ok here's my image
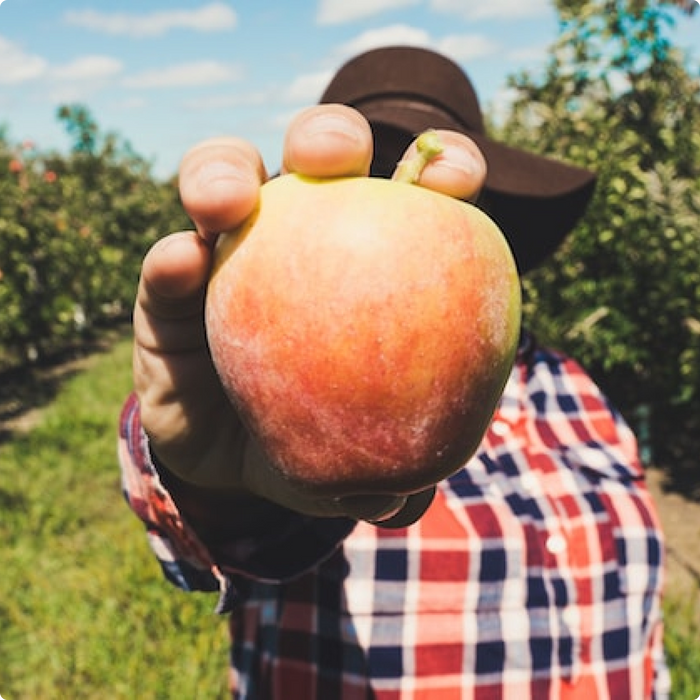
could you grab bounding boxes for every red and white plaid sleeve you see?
[118,393,353,609]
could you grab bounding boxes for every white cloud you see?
[50,55,123,82]
[0,36,47,84]
[123,61,242,89]
[429,0,550,20]
[334,24,432,59]
[317,0,420,25]
[184,90,271,111]
[46,85,94,105]
[63,2,237,38]
[508,44,548,64]
[436,34,500,62]
[271,109,300,130]
[488,85,519,125]
[185,71,335,113]
[112,96,149,111]
[283,70,334,103]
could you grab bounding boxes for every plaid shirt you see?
[119,335,669,699]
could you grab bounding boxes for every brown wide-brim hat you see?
[320,45,596,273]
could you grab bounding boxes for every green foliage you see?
[57,104,99,155]
[0,106,188,367]
[497,0,700,474]
[664,588,700,698]
[0,338,230,699]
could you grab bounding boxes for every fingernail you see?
[301,112,364,143]
[439,143,487,179]
[194,160,252,189]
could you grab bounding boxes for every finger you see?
[370,487,436,528]
[282,104,373,178]
[396,130,487,202]
[334,494,409,523]
[133,231,214,417]
[331,486,436,525]
[133,231,213,409]
[133,231,236,470]
[179,137,267,240]
[134,231,211,353]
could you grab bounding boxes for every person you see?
[119,46,669,698]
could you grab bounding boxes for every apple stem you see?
[393,130,444,185]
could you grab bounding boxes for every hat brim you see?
[359,99,596,272]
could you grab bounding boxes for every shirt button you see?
[546,534,567,555]
[520,472,538,492]
[562,607,578,628]
[491,419,509,436]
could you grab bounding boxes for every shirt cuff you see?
[118,393,354,610]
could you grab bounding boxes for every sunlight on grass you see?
[1,335,698,698]
[0,337,229,699]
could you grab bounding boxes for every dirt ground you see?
[647,467,700,602]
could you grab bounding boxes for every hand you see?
[133,104,487,526]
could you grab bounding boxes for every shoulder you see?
[515,331,604,404]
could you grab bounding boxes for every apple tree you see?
[0,107,186,366]
[496,0,700,476]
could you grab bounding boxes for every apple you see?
[205,135,521,497]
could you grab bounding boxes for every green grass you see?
[664,588,700,698]
[1,335,699,698]
[0,337,229,699]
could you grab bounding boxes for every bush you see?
[497,1,700,483]
[0,107,188,368]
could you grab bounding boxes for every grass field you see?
[0,334,698,698]
[0,337,229,699]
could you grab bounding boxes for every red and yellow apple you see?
[205,169,521,496]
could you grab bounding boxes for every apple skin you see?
[205,173,521,496]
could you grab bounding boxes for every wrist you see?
[151,449,295,542]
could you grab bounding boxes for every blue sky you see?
[1,0,697,179]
